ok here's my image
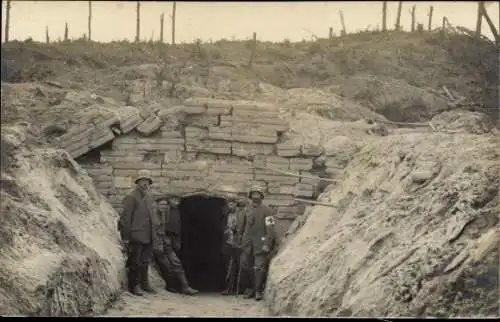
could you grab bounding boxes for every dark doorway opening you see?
[179,195,228,293]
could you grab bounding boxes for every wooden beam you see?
[293,198,336,207]
[252,166,339,183]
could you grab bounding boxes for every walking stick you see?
[235,251,243,296]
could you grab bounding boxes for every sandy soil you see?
[104,291,269,317]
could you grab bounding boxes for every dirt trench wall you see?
[265,132,499,317]
[0,126,124,316]
[75,98,339,241]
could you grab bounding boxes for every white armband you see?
[265,216,275,226]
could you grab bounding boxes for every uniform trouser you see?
[167,233,181,254]
[240,244,270,294]
[153,239,186,290]
[126,242,153,290]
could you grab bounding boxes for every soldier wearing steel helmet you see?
[240,185,277,301]
[117,169,159,296]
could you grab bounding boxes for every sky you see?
[2,1,499,43]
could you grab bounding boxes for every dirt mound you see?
[0,125,124,316]
[338,75,450,122]
[430,110,496,134]
[2,31,496,123]
[265,131,498,317]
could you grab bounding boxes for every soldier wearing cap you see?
[221,196,248,295]
[240,185,277,301]
[165,195,182,255]
[153,195,198,295]
[117,170,159,296]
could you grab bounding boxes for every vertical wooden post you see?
[329,27,333,39]
[5,0,11,42]
[88,1,92,41]
[171,1,177,45]
[248,32,257,67]
[46,26,50,44]
[428,6,434,31]
[160,13,164,43]
[410,5,416,32]
[475,2,483,38]
[64,22,69,41]
[339,10,346,36]
[395,1,403,31]
[382,1,387,32]
[442,16,447,31]
[135,1,140,43]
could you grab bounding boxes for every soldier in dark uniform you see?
[220,197,248,295]
[240,186,277,301]
[166,195,182,254]
[152,195,198,295]
[117,170,159,296]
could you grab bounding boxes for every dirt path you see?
[104,290,270,317]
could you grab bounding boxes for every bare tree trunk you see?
[329,27,333,39]
[428,5,434,31]
[160,13,164,43]
[382,1,387,32]
[410,5,416,32]
[46,26,50,44]
[480,2,499,41]
[248,32,257,67]
[395,1,403,31]
[171,1,177,45]
[339,10,346,36]
[475,2,483,38]
[64,22,69,41]
[88,1,92,41]
[135,1,140,43]
[5,0,11,42]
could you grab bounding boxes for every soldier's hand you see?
[262,244,270,253]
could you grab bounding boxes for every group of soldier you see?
[117,169,278,301]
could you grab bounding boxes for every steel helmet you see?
[135,169,153,185]
[248,185,265,198]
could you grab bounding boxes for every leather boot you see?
[220,288,232,295]
[243,288,254,299]
[128,267,144,296]
[177,272,199,295]
[254,269,265,301]
[155,257,171,290]
[165,273,180,293]
[140,266,157,294]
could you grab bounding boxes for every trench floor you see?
[103,290,269,317]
